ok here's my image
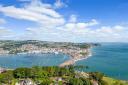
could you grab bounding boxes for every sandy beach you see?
[59,51,92,67]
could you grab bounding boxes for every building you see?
[0,67,6,73]
[15,79,36,85]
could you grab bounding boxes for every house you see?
[0,67,6,73]
[15,79,36,85]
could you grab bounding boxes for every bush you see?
[0,70,14,84]
[80,78,92,85]
[13,68,31,78]
[69,78,84,85]
[39,78,52,85]
[89,72,104,81]
[99,80,108,85]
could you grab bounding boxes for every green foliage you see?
[13,66,75,79]
[0,70,14,84]
[58,81,63,85]
[77,44,91,49]
[99,80,108,85]
[13,68,31,78]
[113,81,125,85]
[0,40,95,54]
[80,78,92,85]
[69,78,84,85]
[103,77,128,85]
[80,52,88,55]
[30,66,49,78]
[74,65,89,71]
[89,72,104,81]
[0,66,126,85]
[36,78,51,85]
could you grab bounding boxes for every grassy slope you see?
[103,77,128,85]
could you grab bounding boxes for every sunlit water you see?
[0,43,128,80]
[0,53,69,69]
[76,43,128,80]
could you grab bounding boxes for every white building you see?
[0,67,6,73]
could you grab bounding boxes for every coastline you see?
[0,48,92,67]
[59,50,92,67]
[74,53,92,62]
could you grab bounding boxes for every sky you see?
[0,0,128,42]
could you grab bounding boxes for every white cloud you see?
[0,18,6,24]
[69,15,77,23]
[0,0,128,42]
[20,24,128,42]
[0,0,65,28]
[54,0,67,9]
[17,19,98,42]
[81,25,128,42]
[0,27,14,39]
[57,19,99,31]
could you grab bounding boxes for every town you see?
[0,40,96,66]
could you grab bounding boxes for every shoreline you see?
[74,53,92,62]
[0,48,92,67]
[59,51,92,67]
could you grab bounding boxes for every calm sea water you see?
[76,43,128,80]
[0,53,69,69]
[0,43,128,80]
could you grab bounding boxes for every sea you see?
[76,43,128,80]
[0,53,69,68]
[0,43,128,80]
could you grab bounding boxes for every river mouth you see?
[0,53,70,69]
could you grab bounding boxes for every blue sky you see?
[0,0,128,42]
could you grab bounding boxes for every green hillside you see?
[0,66,127,85]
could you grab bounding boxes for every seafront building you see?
[0,48,9,54]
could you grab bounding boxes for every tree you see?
[13,68,31,78]
[31,66,49,78]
